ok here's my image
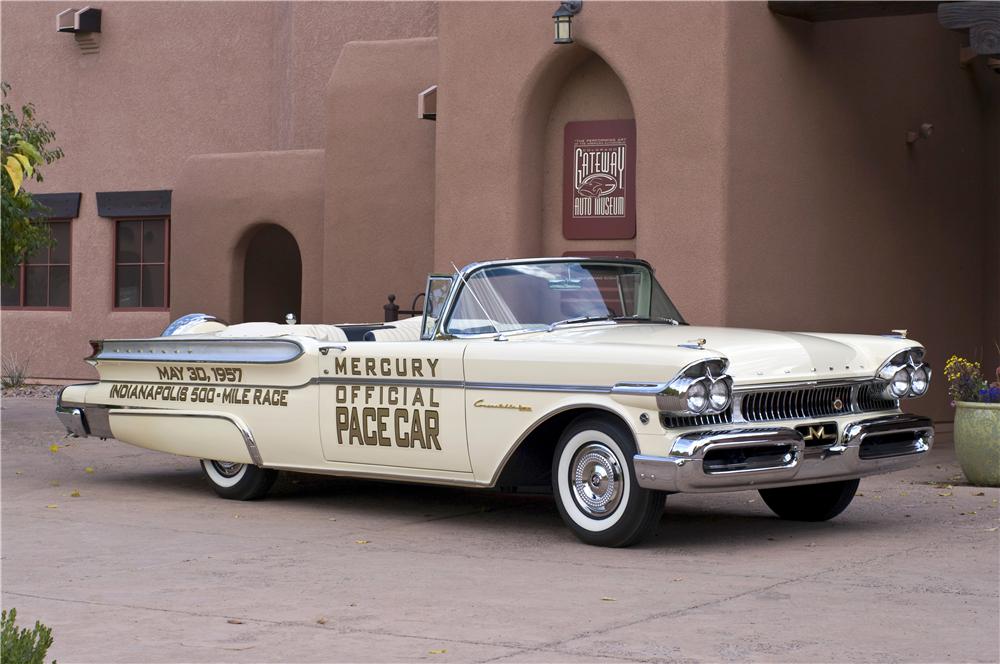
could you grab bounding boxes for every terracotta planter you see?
[954,402,1000,487]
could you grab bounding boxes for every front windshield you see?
[444,261,685,335]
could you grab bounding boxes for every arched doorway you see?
[242,224,302,323]
[542,51,635,257]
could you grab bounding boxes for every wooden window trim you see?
[111,216,170,312]
[1,219,73,311]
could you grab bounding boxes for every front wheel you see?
[200,460,278,500]
[758,478,860,521]
[552,416,666,547]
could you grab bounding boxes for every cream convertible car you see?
[57,258,934,547]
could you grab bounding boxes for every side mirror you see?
[420,275,454,340]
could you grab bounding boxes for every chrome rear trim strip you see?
[110,410,263,466]
[90,338,304,364]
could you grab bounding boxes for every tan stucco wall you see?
[171,150,325,325]
[323,38,439,323]
[723,6,997,422]
[0,1,436,379]
[433,1,731,325]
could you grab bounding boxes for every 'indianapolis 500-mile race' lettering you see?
[109,383,288,407]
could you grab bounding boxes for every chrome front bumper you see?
[634,413,934,493]
[55,386,113,439]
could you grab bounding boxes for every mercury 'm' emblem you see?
[832,398,845,412]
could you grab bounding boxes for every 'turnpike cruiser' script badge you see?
[563,119,637,240]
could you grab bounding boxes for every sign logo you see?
[563,120,636,240]
[795,422,839,446]
[573,146,627,218]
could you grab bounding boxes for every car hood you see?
[527,324,917,385]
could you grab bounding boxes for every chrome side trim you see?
[467,381,609,394]
[319,377,465,389]
[110,410,263,466]
[89,338,304,365]
[100,378,317,390]
[324,377,612,393]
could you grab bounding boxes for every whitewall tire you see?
[552,416,666,547]
[200,459,278,500]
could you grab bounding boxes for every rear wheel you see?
[758,478,860,521]
[200,460,278,500]
[552,416,666,547]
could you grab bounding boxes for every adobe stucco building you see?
[1,1,997,426]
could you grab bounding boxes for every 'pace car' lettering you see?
[332,384,440,450]
[109,383,287,407]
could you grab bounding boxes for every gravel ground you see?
[2,397,998,663]
[2,384,65,400]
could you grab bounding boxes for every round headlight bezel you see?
[888,367,911,398]
[708,376,732,411]
[910,364,930,396]
[686,377,709,414]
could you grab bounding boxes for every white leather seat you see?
[216,322,349,342]
[364,316,423,342]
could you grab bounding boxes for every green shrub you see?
[0,608,55,664]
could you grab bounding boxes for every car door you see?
[317,339,471,473]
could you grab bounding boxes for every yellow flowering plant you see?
[944,355,1000,404]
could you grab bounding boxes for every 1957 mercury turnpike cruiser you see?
[56,257,934,547]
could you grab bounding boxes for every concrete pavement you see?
[2,396,998,663]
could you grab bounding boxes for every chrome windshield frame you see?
[429,257,669,340]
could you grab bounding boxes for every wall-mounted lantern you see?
[906,123,934,145]
[553,1,582,45]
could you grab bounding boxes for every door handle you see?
[319,345,347,355]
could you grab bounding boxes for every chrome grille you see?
[659,382,899,429]
[661,410,733,429]
[857,383,899,412]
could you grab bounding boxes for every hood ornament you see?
[678,338,707,350]
[890,329,908,338]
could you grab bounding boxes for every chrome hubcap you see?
[212,460,244,478]
[570,442,623,518]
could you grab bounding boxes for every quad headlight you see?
[876,349,931,400]
[657,361,733,416]
[910,364,931,396]
[686,378,709,413]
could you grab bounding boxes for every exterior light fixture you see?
[906,123,933,144]
[553,0,582,45]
